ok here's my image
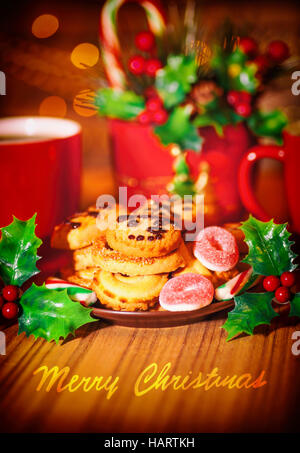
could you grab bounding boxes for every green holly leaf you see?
[223,291,279,340]
[232,63,258,93]
[247,109,288,143]
[240,215,297,276]
[94,88,145,120]
[211,47,259,94]
[155,105,202,151]
[174,154,190,176]
[18,284,97,343]
[289,293,300,318]
[171,178,196,197]
[193,109,230,136]
[155,55,198,108]
[0,214,42,286]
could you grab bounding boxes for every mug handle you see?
[238,145,285,221]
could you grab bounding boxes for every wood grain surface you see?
[0,306,299,433]
[0,0,299,434]
[0,157,299,434]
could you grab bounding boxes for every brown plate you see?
[91,300,234,328]
[42,251,234,328]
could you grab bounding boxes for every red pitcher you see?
[110,119,254,223]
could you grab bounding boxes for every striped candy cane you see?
[100,0,166,89]
[45,277,97,306]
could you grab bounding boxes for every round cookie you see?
[60,265,97,289]
[73,239,186,276]
[106,205,182,258]
[222,222,248,254]
[93,270,167,311]
[51,204,127,250]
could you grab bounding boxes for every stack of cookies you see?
[51,201,186,311]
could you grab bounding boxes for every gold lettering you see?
[33,366,70,392]
[134,362,158,397]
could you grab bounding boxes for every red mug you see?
[238,129,300,233]
[0,116,82,238]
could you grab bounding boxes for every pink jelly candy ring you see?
[193,226,239,272]
[159,273,214,312]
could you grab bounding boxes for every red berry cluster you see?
[0,283,21,320]
[239,37,290,74]
[138,91,168,126]
[263,272,296,304]
[128,31,162,77]
[227,90,252,117]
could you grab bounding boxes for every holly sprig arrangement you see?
[0,215,97,343]
[95,21,291,196]
[223,216,299,340]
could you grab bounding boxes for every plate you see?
[91,300,234,328]
[40,250,234,328]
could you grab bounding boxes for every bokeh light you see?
[73,89,97,117]
[32,14,59,39]
[39,96,67,117]
[70,43,99,69]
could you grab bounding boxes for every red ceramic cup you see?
[0,116,81,238]
[238,128,300,233]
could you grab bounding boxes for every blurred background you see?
[0,0,299,216]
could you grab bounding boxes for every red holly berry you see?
[146,97,163,112]
[253,55,270,73]
[267,41,290,64]
[144,86,157,98]
[2,302,19,319]
[128,55,145,75]
[145,59,162,77]
[239,91,252,104]
[0,295,4,309]
[235,102,252,117]
[239,37,258,58]
[137,111,151,125]
[152,109,168,125]
[263,275,280,292]
[280,271,295,288]
[275,286,290,304]
[227,90,252,107]
[135,31,155,52]
[2,285,19,302]
[227,90,240,107]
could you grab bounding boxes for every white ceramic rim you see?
[0,116,81,144]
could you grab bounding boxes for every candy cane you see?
[45,277,97,306]
[100,0,166,89]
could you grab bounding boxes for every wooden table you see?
[0,0,299,434]
[0,158,299,433]
[0,299,299,433]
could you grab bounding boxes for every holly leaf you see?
[289,293,300,318]
[223,291,279,340]
[171,177,196,197]
[193,109,231,136]
[0,214,42,286]
[18,284,97,343]
[240,215,297,276]
[155,105,202,151]
[211,47,258,94]
[155,55,198,108]
[247,109,288,143]
[94,88,145,120]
